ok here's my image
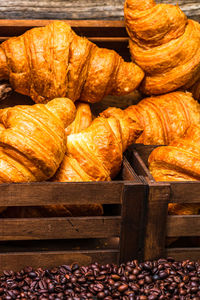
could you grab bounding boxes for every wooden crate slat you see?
[167,215,200,237]
[0,36,129,42]
[0,20,127,38]
[0,216,121,240]
[166,248,200,261]
[0,181,124,206]
[169,182,200,203]
[120,183,147,263]
[144,184,170,261]
[0,249,119,272]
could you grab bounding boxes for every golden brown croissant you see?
[0,21,144,104]
[0,101,99,218]
[0,97,75,183]
[149,125,200,214]
[47,101,102,217]
[124,0,200,96]
[53,114,142,182]
[101,91,200,145]
[65,102,93,136]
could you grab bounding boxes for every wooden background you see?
[0,0,199,21]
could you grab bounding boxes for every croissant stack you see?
[0,101,102,217]
[124,0,200,97]
[149,125,200,215]
[0,21,144,104]
[54,112,143,182]
[50,101,103,217]
[101,91,200,145]
[0,97,75,183]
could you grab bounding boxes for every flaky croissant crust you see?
[124,0,200,96]
[149,125,200,182]
[0,97,75,183]
[65,102,93,136]
[0,21,144,104]
[54,114,142,182]
[149,125,200,215]
[101,92,200,145]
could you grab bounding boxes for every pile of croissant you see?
[1,0,200,217]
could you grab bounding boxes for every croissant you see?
[0,21,144,104]
[0,97,75,183]
[124,0,200,96]
[148,125,200,214]
[53,113,142,182]
[65,102,93,136]
[48,101,103,217]
[0,101,101,217]
[101,91,200,145]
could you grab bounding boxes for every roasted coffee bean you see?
[118,283,128,292]
[0,259,200,299]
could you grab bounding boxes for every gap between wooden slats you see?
[0,249,120,272]
[167,215,200,237]
[0,216,121,240]
[166,248,200,261]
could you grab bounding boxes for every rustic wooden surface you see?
[167,215,200,237]
[131,146,200,261]
[0,250,119,272]
[0,0,199,21]
[166,248,200,261]
[0,216,121,240]
[120,183,146,263]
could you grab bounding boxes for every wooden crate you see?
[127,144,200,262]
[0,20,147,273]
[0,156,146,272]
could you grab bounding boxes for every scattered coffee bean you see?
[0,258,199,299]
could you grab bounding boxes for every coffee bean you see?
[111,274,120,280]
[0,259,200,299]
[118,283,128,292]
[97,291,105,298]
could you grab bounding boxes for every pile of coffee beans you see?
[0,258,199,299]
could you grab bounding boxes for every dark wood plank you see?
[0,0,199,21]
[167,215,200,237]
[144,183,170,261]
[128,147,155,182]
[121,156,140,181]
[132,145,160,170]
[166,248,200,261]
[0,181,124,206]
[0,249,119,273]
[120,183,147,263]
[170,182,200,203]
[0,20,127,38]
[0,216,121,241]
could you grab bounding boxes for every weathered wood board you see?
[0,0,199,21]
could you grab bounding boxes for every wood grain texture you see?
[0,250,119,272]
[167,215,200,237]
[143,184,170,261]
[0,181,124,206]
[120,183,147,263]
[0,0,199,21]
[166,248,200,261]
[0,216,121,240]
[170,182,200,203]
